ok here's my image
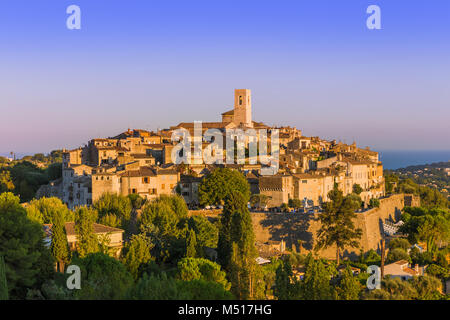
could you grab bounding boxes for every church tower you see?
[233,89,253,128]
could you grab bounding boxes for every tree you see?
[198,168,250,206]
[0,256,8,300]
[301,254,334,300]
[72,252,134,300]
[0,192,54,299]
[250,194,271,210]
[274,259,301,300]
[74,207,99,258]
[386,248,411,263]
[93,193,132,231]
[122,233,154,279]
[26,197,73,224]
[315,187,363,265]
[352,184,363,195]
[139,195,189,263]
[187,215,218,248]
[127,273,233,300]
[185,229,198,258]
[0,170,14,193]
[388,238,410,251]
[50,213,70,272]
[337,265,361,300]
[363,276,417,300]
[177,257,231,291]
[409,275,443,300]
[280,203,289,212]
[369,198,380,208]
[288,198,302,210]
[128,193,145,210]
[218,191,259,299]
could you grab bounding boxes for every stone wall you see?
[250,194,419,260]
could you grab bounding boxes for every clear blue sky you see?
[0,0,449,155]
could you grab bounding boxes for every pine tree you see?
[50,213,70,272]
[315,186,362,266]
[0,256,8,300]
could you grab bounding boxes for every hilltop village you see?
[39,89,385,211]
[3,89,449,300]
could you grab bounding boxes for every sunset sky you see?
[1,0,449,155]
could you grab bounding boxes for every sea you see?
[379,150,450,170]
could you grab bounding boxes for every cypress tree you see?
[219,191,259,299]
[186,229,198,258]
[0,256,8,300]
[50,213,70,272]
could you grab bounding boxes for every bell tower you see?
[233,89,252,127]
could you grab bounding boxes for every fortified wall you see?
[250,194,420,260]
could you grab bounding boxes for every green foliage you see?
[0,256,8,300]
[122,233,154,279]
[315,187,363,265]
[93,193,132,231]
[128,193,145,209]
[400,206,450,251]
[9,161,49,202]
[337,265,361,300]
[288,198,302,209]
[352,184,363,195]
[127,273,233,300]
[139,195,189,263]
[26,197,73,224]
[250,194,271,209]
[368,198,380,208]
[384,173,399,194]
[177,257,231,291]
[409,275,443,300]
[72,252,134,300]
[280,203,289,212]
[218,191,259,299]
[50,212,70,272]
[363,276,417,300]
[274,260,301,300]
[74,207,99,258]
[301,254,335,300]
[46,163,62,181]
[198,168,251,206]
[388,238,410,251]
[185,229,198,258]
[386,248,411,263]
[0,170,14,193]
[188,215,218,248]
[425,264,449,279]
[0,192,55,299]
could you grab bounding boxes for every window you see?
[142,177,149,184]
[161,184,165,190]
[239,96,243,105]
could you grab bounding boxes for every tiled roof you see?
[221,109,234,115]
[64,222,124,236]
